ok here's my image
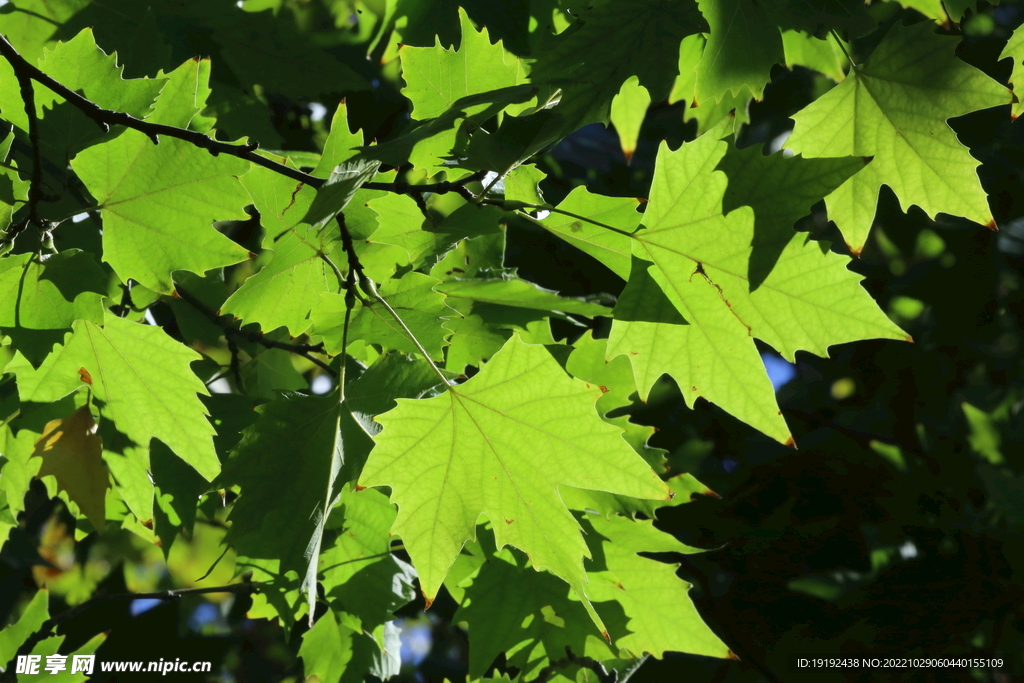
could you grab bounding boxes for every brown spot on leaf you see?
[616,582,625,589]
[904,334,915,343]
[141,519,154,529]
[78,368,93,385]
[703,488,722,499]
[504,518,514,525]
[601,630,611,642]
[691,386,697,391]
[784,436,797,449]
[727,650,741,660]
[355,484,367,491]
[689,99,698,109]
[423,592,434,610]
[847,242,863,257]
[248,251,257,259]
[629,351,638,356]
[598,385,608,394]
[985,218,998,231]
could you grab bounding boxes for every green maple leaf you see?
[783,30,848,83]
[535,187,642,280]
[694,0,783,103]
[12,313,220,480]
[0,251,107,329]
[359,337,670,631]
[582,514,729,659]
[224,109,372,335]
[311,272,452,360]
[319,488,417,633]
[669,34,752,133]
[785,21,1010,254]
[607,126,906,443]
[70,61,253,293]
[0,135,29,234]
[401,7,528,121]
[457,546,619,679]
[31,29,164,154]
[436,277,611,316]
[219,391,374,623]
[530,0,705,125]
[221,229,346,337]
[1000,29,1024,120]
[346,352,449,417]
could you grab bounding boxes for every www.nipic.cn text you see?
[15,654,214,675]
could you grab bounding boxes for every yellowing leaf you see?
[33,406,110,532]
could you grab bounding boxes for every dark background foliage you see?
[1,0,1022,682]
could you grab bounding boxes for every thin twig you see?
[0,31,490,205]
[1,57,48,251]
[334,214,450,385]
[0,583,260,683]
[173,283,336,377]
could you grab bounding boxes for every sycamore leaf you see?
[563,331,666,471]
[0,584,107,682]
[607,126,906,443]
[503,164,546,207]
[311,272,452,361]
[436,278,611,317]
[219,391,374,622]
[72,128,252,293]
[457,547,619,679]
[530,0,706,125]
[0,251,107,329]
[669,34,752,133]
[783,30,847,82]
[535,188,642,281]
[240,486,415,633]
[0,132,29,234]
[785,21,1011,253]
[33,406,110,532]
[0,28,162,143]
[359,337,670,632]
[401,7,528,121]
[314,101,364,178]
[72,62,252,293]
[610,77,651,165]
[1000,29,1024,120]
[13,313,220,481]
[694,0,783,103]
[302,159,382,231]
[319,488,417,633]
[581,514,730,660]
[300,609,357,683]
[346,352,448,417]
[221,229,347,337]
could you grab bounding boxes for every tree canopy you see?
[0,0,1022,681]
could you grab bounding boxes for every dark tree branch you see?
[0,31,490,208]
[0,56,49,252]
[172,283,336,377]
[0,583,260,683]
